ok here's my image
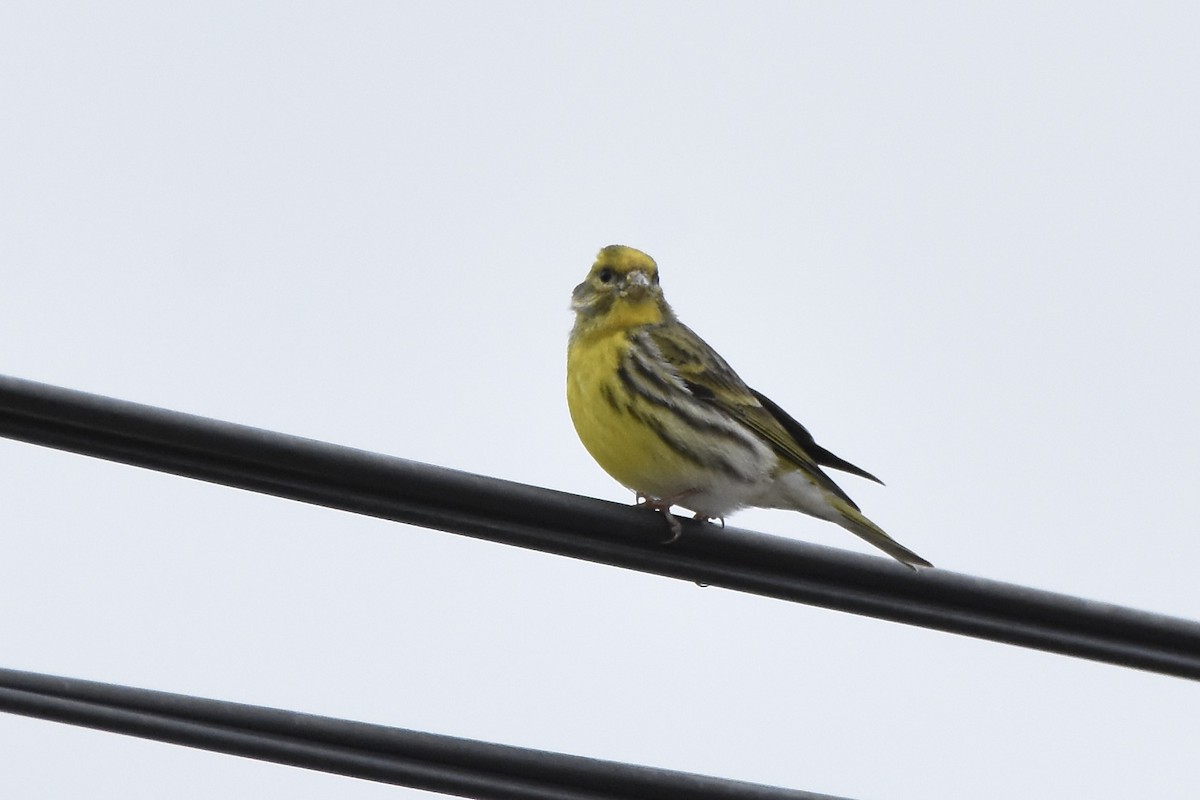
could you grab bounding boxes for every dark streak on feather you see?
[600,383,623,415]
[623,345,761,452]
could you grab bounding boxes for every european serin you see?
[566,244,931,569]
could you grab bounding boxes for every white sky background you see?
[2,2,1198,798]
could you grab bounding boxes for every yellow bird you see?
[566,244,931,569]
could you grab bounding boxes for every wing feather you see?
[647,321,865,509]
[749,389,883,484]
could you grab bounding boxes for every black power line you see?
[0,668,846,800]
[2,374,1199,680]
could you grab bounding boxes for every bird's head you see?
[571,245,668,329]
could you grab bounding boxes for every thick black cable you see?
[2,374,1199,680]
[0,668,843,800]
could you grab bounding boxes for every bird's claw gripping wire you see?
[635,490,703,544]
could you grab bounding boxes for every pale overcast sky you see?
[2,3,1198,798]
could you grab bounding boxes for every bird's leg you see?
[634,490,698,544]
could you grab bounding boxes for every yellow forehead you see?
[591,245,658,278]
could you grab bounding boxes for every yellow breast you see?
[566,327,707,499]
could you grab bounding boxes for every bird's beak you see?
[622,270,651,298]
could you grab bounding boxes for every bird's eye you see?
[650,271,659,285]
[597,267,615,284]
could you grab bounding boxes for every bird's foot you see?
[634,490,698,544]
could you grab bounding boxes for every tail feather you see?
[832,500,932,570]
[763,469,932,569]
